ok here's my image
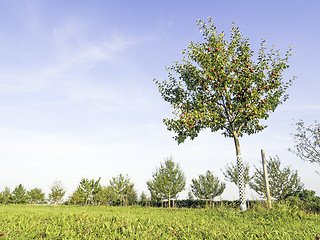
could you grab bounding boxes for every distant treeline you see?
[1,156,319,213]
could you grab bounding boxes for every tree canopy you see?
[191,170,225,205]
[109,174,136,206]
[76,178,102,205]
[48,180,66,204]
[147,156,186,207]
[154,17,294,144]
[222,161,252,187]
[289,120,320,168]
[249,156,304,200]
[12,184,27,204]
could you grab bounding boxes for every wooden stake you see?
[261,149,272,209]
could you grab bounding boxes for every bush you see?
[284,189,320,213]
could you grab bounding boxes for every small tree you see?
[187,190,195,200]
[69,189,86,205]
[154,17,294,211]
[76,178,102,205]
[289,120,320,170]
[249,156,304,200]
[191,170,226,207]
[27,188,46,204]
[222,161,252,187]
[0,187,12,204]
[12,184,27,204]
[147,156,186,208]
[48,180,66,204]
[94,186,115,205]
[127,187,138,206]
[109,174,135,206]
[139,192,148,206]
[147,182,163,206]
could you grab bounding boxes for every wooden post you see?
[261,149,272,209]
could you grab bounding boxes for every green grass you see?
[0,203,319,239]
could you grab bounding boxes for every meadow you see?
[0,203,319,239]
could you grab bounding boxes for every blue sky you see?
[0,0,319,200]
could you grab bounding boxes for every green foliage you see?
[126,187,138,206]
[76,178,102,205]
[27,188,46,204]
[222,161,252,187]
[12,184,28,204]
[109,174,136,206]
[0,205,319,239]
[190,170,226,204]
[289,119,320,167]
[284,189,320,213]
[48,180,66,204]
[93,186,114,205]
[249,156,304,200]
[147,156,186,207]
[154,17,294,143]
[138,192,148,207]
[0,187,13,204]
[187,190,194,200]
[69,189,86,205]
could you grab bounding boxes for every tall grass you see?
[0,204,319,239]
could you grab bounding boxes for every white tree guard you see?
[237,155,247,211]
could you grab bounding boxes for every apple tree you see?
[154,17,294,211]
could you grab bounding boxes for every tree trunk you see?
[233,135,247,211]
[168,192,171,208]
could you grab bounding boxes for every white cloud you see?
[0,18,138,94]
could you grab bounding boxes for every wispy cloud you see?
[0,17,138,94]
[50,19,137,76]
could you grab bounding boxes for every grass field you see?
[0,203,319,239]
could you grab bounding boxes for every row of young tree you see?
[146,155,305,207]
[0,155,308,207]
[0,180,65,205]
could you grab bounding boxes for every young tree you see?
[0,187,13,204]
[27,188,46,204]
[12,184,27,204]
[154,17,294,210]
[139,192,148,206]
[289,120,320,168]
[187,190,195,200]
[109,174,135,206]
[191,170,226,206]
[69,189,86,205]
[147,182,163,206]
[147,156,186,208]
[76,178,102,205]
[48,180,66,204]
[222,162,252,187]
[249,156,304,200]
[93,186,115,206]
[126,187,138,206]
